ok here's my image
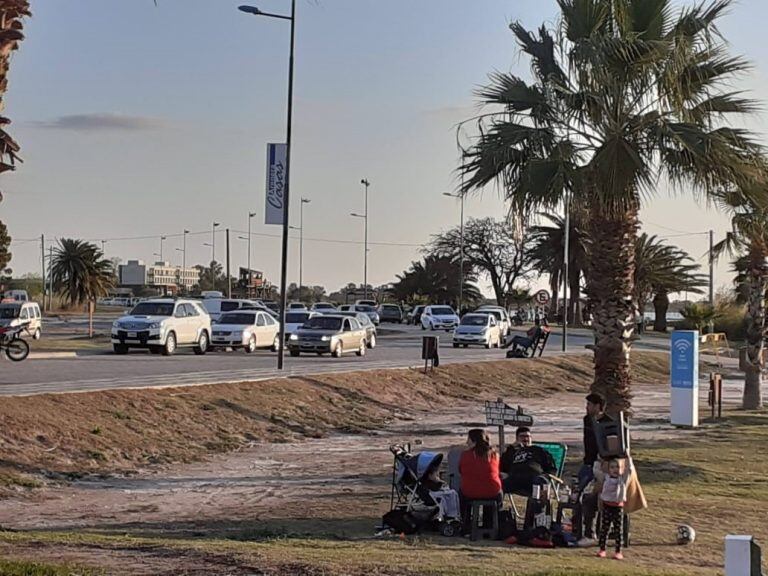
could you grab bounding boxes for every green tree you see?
[712,189,768,408]
[460,0,762,413]
[392,255,481,309]
[51,239,114,336]
[633,234,707,332]
[528,210,589,324]
[0,220,10,271]
[429,217,532,307]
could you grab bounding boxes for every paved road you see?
[0,325,669,396]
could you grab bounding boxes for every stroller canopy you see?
[397,451,443,484]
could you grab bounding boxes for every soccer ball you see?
[676,524,696,545]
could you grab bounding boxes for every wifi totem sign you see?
[670,331,699,427]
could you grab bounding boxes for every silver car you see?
[288,314,368,357]
[453,313,502,348]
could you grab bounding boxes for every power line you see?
[644,221,709,236]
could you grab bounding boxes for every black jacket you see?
[583,413,612,465]
[501,444,557,482]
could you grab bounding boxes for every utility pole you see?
[562,192,571,352]
[48,245,53,312]
[40,235,46,311]
[299,198,310,300]
[351,180,370,299]
[226,228,232,298]
[183,229,189,294]
[212,221,220,289]
[709,229,714,306]
[247,212,256,298]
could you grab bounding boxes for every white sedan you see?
[284,310,320,340]
[453,313,502,348]
[421,305,460,331]
[211,310,280,353]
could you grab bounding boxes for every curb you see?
[29,352,78,360]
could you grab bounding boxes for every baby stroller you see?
[383,444,462,537]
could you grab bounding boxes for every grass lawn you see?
[1,409,765,575]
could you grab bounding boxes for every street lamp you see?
[247,212,256,297]
[180,229,189,294]
[299,198,310,299]
[351,179,370,299]
[239,1,297,371]
[159,235,167,262]
[443,191,465,314]
[211,222,220,288]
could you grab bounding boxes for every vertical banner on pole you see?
[265,143,287,225]
[670,330,699,427]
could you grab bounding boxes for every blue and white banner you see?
[671,331,698,389]
[265,143,287,225]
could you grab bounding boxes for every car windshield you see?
[356,305,374,312]
[482,310,502,320]
[431,307,454,315]
[303,316,342,331]
[218,312,256,325]
[0,305,21,319]
[381,305,399,311]
[461,315,487,326]
[131,302,174,316]
[221,301,241,312]
[315,303,334,308]
[286,312,310,323]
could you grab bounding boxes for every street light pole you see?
[159,236,167,262]
[361,179,369,299]
[443,191,465,314]
[299,198,310,299]
[562,192,571,352]
[247,212,256,297]
[211,221,220,289]
[239,0,297,370]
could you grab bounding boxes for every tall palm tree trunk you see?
[569,267,581,326]
[741,249,766,409]
[585,207,638,415]
[653,289,669,332]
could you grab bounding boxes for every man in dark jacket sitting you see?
[500,427,557,495]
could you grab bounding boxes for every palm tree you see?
[392,255,482,309]
[633,233,707,331]
[51,239,114,337]
[529,210,589,325]
[712,190,768,409]
[460,0,763,413]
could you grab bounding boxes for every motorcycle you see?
[0,323,30,362]
[512,310,525,326]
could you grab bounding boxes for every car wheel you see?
[289,349,300,357]
[193,331,209,355]
[162,331,177,356]
[452,343,459,348]
[356,340,366,356]
[271,335,279,352]
[33,328,42,341]
[149,346,162,354]
[332,342,343,358]
[462,344,468,348]
[245,335,257,353]
[113,344,129,355]
[367,333,376,349]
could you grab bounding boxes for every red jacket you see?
[459,449,502,499]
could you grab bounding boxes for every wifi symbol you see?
[674,339,692,354]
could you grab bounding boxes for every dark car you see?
[378,303,403,323]
[337,311,377,348]
[408,305,426,325]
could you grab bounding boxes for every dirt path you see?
[0,375,739,538]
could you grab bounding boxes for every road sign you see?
[534,290,550,305]
[484,401,534,427]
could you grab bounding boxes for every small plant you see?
[90,426,101,435]
[680,302,719,333]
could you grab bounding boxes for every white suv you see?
[421,305,460,331]
[111,298,211,356]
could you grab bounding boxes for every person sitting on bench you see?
[500,427,557,495]
[508,319,542,352]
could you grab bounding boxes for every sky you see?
[3,0,768,297]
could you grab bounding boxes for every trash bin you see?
[422,335,439,371]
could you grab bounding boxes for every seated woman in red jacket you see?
[459,428,502,533]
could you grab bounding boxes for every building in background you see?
[118,260,199,294]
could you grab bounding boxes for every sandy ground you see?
[0,376,731,537]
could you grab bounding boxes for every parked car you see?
[337,311,377,348]
[453,313,502,349]
[475,306,512,336]
[201,298,258,322]
[288,302,308,311]
[288,314,368,357]
[211,309,280,353]
[2,290,29,302]
[261,300,280,314]
[311,302,337,313]
[408,305,426,325]
[111,299,211,356]
[284,310,319,340]
[339,304,379,325]
[421,305,460,331]
[378,303,403,323]
[355,299,377,307]
[0,301,42,340]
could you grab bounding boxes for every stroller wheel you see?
[440,522,457,537]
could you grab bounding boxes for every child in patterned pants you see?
[594,455,633,560]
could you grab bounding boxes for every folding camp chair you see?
[506,442,568,529]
